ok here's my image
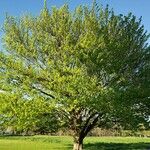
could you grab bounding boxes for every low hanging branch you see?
[32,86,55,99]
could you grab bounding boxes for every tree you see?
[0,1,149,149]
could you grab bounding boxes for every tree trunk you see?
[70,110,100,150]
[73,142,83,150]
[73,136,83,150]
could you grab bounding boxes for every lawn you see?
[0,136,150,150]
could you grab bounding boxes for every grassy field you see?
[0,136,150,150]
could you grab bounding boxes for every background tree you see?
[0,1,149,150]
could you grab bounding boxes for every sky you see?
[0,0,150,48]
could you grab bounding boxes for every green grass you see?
[0,136,150,150]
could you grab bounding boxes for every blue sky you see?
[0,0,150,47]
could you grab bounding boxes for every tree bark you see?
[71,110,101,150]
[73,136,83,150]
[73,142,83,150]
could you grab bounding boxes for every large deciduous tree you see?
[0,1,149,150]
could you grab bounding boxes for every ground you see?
[0,136,150,150]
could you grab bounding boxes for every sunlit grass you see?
[0,136,150,150]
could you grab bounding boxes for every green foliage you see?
[0,1,149,144]
[0,92,52,132]
[35,111,60,134]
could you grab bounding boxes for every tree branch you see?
[32,86,55,99]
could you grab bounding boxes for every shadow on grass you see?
[84,142,150,150]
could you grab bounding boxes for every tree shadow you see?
[84,142,150,150]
